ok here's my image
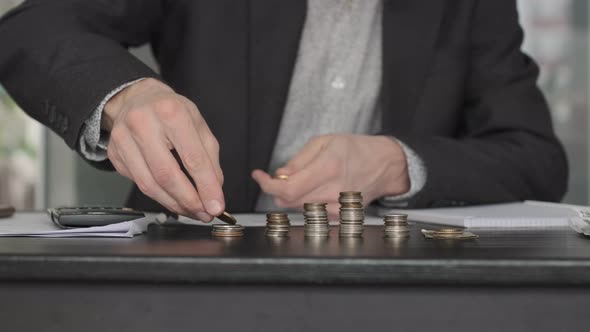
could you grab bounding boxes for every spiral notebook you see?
[386,201,583,228]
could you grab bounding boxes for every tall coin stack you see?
[265,213,291,237]
[383,214,410,238]
[303,203,330,237]
[338,191,364,238]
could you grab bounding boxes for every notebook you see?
[386,201,586,228]
[0,212,150,237]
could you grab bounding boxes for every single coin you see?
[274,174,289,180]
[216,211,237,225]
[303,203,328,211]
[339,191,362,197]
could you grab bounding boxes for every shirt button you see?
[331,76,346,89]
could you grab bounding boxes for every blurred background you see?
[0,0,588,210]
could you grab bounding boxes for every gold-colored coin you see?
[216,211,237,225]
[274,174,289,180]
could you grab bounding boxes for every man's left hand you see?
[252,134,410,219]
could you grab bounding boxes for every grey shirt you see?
[80,0,426,210]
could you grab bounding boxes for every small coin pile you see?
[265,212,291,237]
[303,203,330,237]
[338,191,364,238]
[421,227,479,240]
[211,224,245,237]
[383,214,410,238]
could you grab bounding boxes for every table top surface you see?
[1,213,590,286]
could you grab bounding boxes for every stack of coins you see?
[432,228,464,239]
[303,203,330,237]
[421,227,479,240]
[383,214,410,238]
[265,212,291,237]
[211,224,245,237]
[338,191,364,238]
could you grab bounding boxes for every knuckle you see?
[210,137,220,153]
[125,109,147,132]
[183,152,207,173]
[109,126,126,142]
[169,204,184,215]
[135,179,154,198]
[106,146,117,161]
[154,99,184,121]
[152,167,175,187]
[195,180,215,196]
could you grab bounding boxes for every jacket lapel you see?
[381,0,445,135]
[248,0,307,208]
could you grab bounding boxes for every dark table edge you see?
[1,255,589,286]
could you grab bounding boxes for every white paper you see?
[385,202,575,228]
[0,212,150,238]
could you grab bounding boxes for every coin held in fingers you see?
[216,211,237,225]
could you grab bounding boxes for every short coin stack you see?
[265,213,291,237]
[433,228,464,238]
[303,203,330,237]
[338,191,364,238]
[383,214,410,238]
[421,228,479,240]
[211,224,245,237]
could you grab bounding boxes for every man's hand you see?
[252,134,410,219]
[102,78,224,222]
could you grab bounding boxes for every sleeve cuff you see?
[79,78,145,161]
[379,138,427,207]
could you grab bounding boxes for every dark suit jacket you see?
[0,0,568,212]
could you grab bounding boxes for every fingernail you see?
[205,200,223,216]
[196,212,212,222]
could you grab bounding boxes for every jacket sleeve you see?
[0,0,162,151]
[399,0,568,208]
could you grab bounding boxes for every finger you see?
[126,121,213,221]
[282,156,341,200]
[326,203,339,221]
[277,136,327,174]
[273,183,337,209]
[164,113,225,216]
[256,154,339,203]
[113,134,193,217]
[107,141,132,178]
[251,169,281,195]
[184,99,224,185]
[198,122,224,185]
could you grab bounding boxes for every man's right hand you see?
[101,78,224,222]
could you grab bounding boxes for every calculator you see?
[48,206,145,228]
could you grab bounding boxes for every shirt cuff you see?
[378,138,427,207]
[79,78,145,161]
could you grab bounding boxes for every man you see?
[0,0,568,221]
